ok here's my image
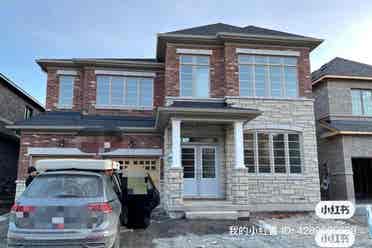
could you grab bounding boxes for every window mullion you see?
[254,132,258,174]
[109,77,112,105]
[284,133,290,175]
[123,78,126,106]
[267,60,271,97]
[361,90,365,115]
[281,65,286,97]
[269,133,274,174]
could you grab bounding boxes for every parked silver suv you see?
[7,170,122,248]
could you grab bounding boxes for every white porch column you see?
[171,119,182,168]
[234,121,245,168]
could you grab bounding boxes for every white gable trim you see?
[100,148,163,157]
[236,48,300,57]
[95,70,156,77]
[27,147,94,156]
[176,48,213,55]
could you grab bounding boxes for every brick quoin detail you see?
[17,133,162,180]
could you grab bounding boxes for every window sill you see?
[244,173,305,178]
[94,105,154,111]
[57,105,73,109]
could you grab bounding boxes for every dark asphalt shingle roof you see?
[13,112,155,128]
[323,119,372,133]
[312,57,372,82]
[165,23,312,39]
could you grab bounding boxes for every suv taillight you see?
[11,204,35,213]
[87,203,112,213]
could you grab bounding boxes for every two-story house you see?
[9,23,323,218]
[313,57,372,203]
[0,73,44,199]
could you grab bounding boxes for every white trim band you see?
[95,70,156,77]
[27,147,94,156]
[56,70,78,76]
[236,48,300,57]
[176,48,213,55]
[100,148,163,156]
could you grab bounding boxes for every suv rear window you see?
[25,174,103,198]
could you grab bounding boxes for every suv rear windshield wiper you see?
[54,193,81,198]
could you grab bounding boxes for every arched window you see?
[243,130,303,174]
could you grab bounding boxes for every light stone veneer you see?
[225,97,321,211]
[162,97,321,216]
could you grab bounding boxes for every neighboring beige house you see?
[9,23,323,218]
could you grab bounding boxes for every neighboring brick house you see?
[313,57,372,203]
[0,73,44,198]
[9,23,323,217]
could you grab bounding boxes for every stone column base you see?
[231,167,249,205]
[164,167,184,216]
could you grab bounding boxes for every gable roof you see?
[165,23,312,39]
[0,73,45,111]
[312,57,372,84]
[157,23,322,61]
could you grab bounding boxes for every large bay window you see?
[180,55,210,97]
[243,131,303,174]
[96,76,153,108]
[238,55,298,98]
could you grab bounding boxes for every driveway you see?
[1,210,371,247]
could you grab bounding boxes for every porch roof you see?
[320,119,372,137]
[7,111,156,132]
[156,101,262,129]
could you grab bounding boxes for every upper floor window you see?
[351,89,372,116]
[24,106,33,120]
[244,131,302,174]
[96,76,153,108]
[238,55,298,98]
[180,55,210,98]
[58,76,74,108]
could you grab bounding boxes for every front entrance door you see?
[182,145,219,198]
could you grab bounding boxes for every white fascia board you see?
[95,70,156,77]
[176,48,213,55]
[27,147,94,156]
[56,70,78,76]
[236,48,300,57]
[100,148,163,157]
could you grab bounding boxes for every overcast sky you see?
[1,0,372,104]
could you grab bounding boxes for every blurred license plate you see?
[52,217,64,229]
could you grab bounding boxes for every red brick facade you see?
[17,132,162,180]
[164,43,312,98]
[46,67,165,116]
[21,36,314,182]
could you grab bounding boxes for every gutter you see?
[312,75,372,86]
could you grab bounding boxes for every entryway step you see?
[185,210,238,220]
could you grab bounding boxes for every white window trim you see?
[179,55,210,98]
[236,48,300,57]
[95,76,154,109]
[176,48,212,55]
[238,55,299,98]
[58,75,74,109]
[95,70,156,78]
[244,130,304,176]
